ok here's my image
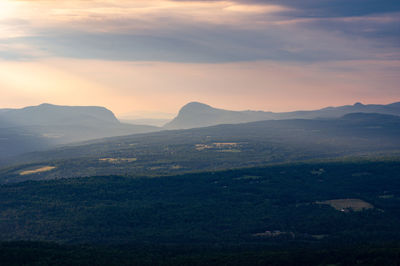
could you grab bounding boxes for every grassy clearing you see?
[19,166,56,176]
[195,142,240,151]
[99,158,137,163]
[253,230,294,238]
[316,198,374,212]
[234,175,261,180]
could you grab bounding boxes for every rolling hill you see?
[2,112,399,183]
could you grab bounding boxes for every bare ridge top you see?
[179,102,214,112]
[0,103,121,127]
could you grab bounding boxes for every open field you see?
[99,158,137,163]
[316,198,374,212]
[19,166,56,176]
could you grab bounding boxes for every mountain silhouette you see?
[0,103,159,159]
[164,101,400,129]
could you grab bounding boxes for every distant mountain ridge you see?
[2,101,399,160]
[0,103,119,126]
[0,103,159,159]
[164,101,400,129]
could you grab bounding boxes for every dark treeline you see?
[1,241,400,266]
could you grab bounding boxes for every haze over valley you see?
[1,100,399,160]
[0,101,400,183]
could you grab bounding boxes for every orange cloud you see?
[1,0,285,35]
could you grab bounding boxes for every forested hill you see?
[2,112,399,183]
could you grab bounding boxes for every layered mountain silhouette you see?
[1,101,400,160]
[0,103,159,159]
[164,101,400,129]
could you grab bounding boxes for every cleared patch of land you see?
[195,144,213,151]
[234,175,261,180]
[99,158,137,163]
[213,142,239,147]
[217,149,241,153]
[195,142,240,151]
[311,168,325,175]
[316,198,374,212]
[379,194,394,199]
[253,230,294,238]
[20,166,56,176]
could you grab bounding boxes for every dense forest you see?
[1,241,400,265]
[1,160,400,264]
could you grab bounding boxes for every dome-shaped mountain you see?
[179,102,214,112]
[163,102,275,129]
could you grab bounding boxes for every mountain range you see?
[1,101,399,161]
[164,101,400,129]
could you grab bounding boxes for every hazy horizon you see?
[1,99,399,119]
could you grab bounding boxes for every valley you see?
[1,112,399,183]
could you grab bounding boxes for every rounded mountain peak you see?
[179,102,214,112]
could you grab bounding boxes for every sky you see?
[0,0,399,117]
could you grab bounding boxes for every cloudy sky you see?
[0,0,399,116]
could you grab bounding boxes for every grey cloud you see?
[1,1,398,63]
[175,0,400,17]
[0,50,34,61]
[174,0,400,56]
[6,22,391,63]
[278,12,400,55]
